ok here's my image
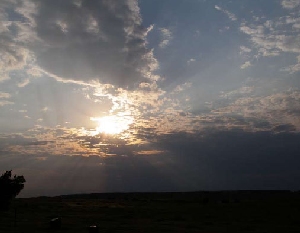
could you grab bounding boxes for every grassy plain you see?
[0,191,300,233]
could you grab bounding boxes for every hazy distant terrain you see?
[1,191,300,233]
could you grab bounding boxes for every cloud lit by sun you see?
[90,114,134,135]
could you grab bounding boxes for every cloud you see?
[281,0,300,9]
[0,92,13,106]
[0,92,11,99]
[219,86,254,99]
[134,150,166,155]
[0,0,158,89]
[215,5,237,21]
[240,61,252,69]
[0,100,14,107]
[240,23,300,54]
[0,125,149,158]
[187,58,196,65]
[213,89,300,132]
[172,82,192,93]
[240,46,252,54]
[282,55,300,73]
[108,82,300,136]
[17,78,31,88]
[0,0,35,82]
[159,27,173,48]
[239,3,300,72]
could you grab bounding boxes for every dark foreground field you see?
[1,191,300,233]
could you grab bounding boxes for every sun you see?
[90,114,133,135]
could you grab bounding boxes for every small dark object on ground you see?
[88,225,99,233]
[50,217,61,230]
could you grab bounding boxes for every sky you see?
[1,0,300,197]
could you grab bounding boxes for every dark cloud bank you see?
[1,130,300,197]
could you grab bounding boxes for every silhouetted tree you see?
[0,170,26,210]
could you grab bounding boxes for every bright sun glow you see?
[90,114,134,135]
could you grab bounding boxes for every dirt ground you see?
[1,191,300,233]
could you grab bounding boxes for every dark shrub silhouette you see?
[0,170,26,210]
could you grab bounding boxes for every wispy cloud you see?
[215,5,237,21]
[0,92,11,99]
[187,58,196,65]
[281,0,300,9]
[240,46,252,54]
[220,86,254,99]
[0,100,14,107]
[159,27,173,48]
[282,55,300,73]
[0,92,13,106]
[240,61,252,69]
